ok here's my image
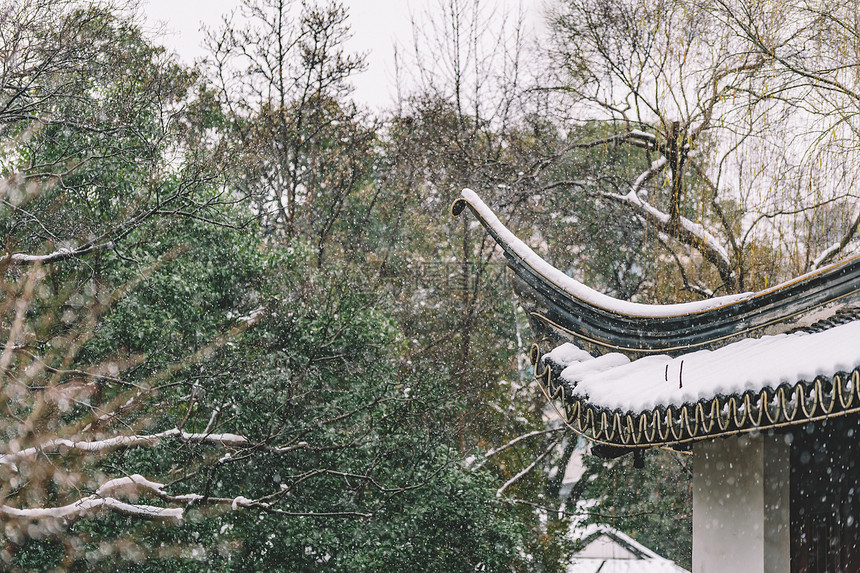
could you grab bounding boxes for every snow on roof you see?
[454,189,860,360]
[538,318,860,447]
[455,188,860,446]
[567,558,689,573]
[568,525,689,573]
[549,320,860,412]
[458,189,752,318]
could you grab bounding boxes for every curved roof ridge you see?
[453,189,860,357]
[453,188,752,318]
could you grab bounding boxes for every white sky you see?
[142,0,545,110]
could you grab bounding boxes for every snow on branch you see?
[632,156,667,195]
[657,232,716,298]
[1,470,375,527]
[595,156,736,288]
[1,184,211,267]
[3,242,111,265]
[0,420,328,471]
[1,470,376,527]
[0,496,184,522]
[545,151,736,289]
[0,428,252,467]
[610,188,732,278]
[0,474,183,523]
[567,129,659,152]
[813,243,842,270]
[235,305,266,326]
[811,209,860,270]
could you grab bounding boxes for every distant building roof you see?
[453,190,860,449]
[568,526,689,573]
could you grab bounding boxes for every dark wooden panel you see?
[790,418,860,573]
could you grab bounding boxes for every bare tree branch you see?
[496,434,563,498]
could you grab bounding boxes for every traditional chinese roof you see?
[453,189,860,449]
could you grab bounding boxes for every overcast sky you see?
[142,0,544,110]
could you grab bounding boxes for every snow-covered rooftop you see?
[456,188,751,318]
[452,189,860,359]
[454,188,860,447]
[537,319,860,448]
[567,525,689,573]
[545,321,860,413]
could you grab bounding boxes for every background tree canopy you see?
[2,0,859,571]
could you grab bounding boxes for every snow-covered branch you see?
[0,473,374,526]
[3,242,111,265]
[632,156,667,195]
[0,428,252,467]
[568,129,659,151]
[0,421,343,471]
[1,183,217,267]
[543,148,736,291]
[811,209,860,269]
[812,243,842,270]
[0,496,183,522]
[657,233,716,298]
[600,164,736,290]
[477,427,564,468]
[0,475,183,523]
[236,305,266,326]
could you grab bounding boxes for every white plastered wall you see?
[692,434,790,573]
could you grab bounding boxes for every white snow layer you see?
[552,321,860,413]
[567,525,689,573]
[0,497,184,521]
[460,189,750,317]
[0,471,270,522]
[0,474,183,521]
[567,557,689,573]
[546,343,593,366]
[0,428,252,466]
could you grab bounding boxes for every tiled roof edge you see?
[532,343,860,448]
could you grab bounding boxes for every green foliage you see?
[529,121,665,300]
[205,0,375,265]
[10,538,65,571]
[0,1,719,572]
[378,95,697,569]
[0,0,202,260]
[2,210,526,571]
[575,448,693,569]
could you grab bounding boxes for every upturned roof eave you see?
[453,189,860,448]
[453,189,860,359]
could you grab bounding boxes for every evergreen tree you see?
[0,2,525,570]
